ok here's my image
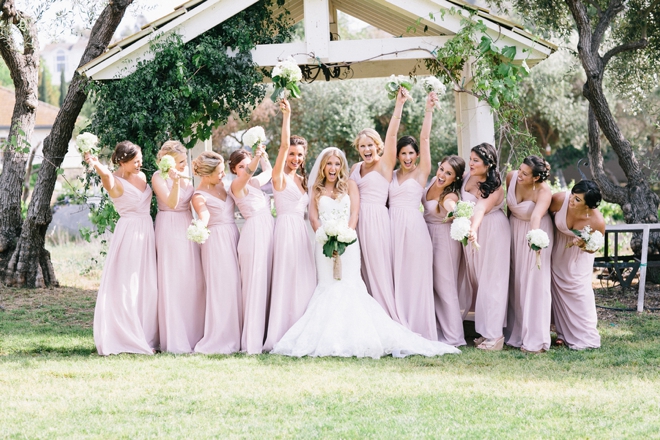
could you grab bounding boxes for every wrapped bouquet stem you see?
[332,250,342,280]
[526,229,550,269]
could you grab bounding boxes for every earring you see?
[533,182,536,191]
[586,209,590,218]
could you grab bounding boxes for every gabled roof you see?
[0,87,60,129]
[78,0,555,81]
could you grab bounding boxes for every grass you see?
[1,241,660,438]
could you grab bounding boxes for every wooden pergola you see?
[78,0,556,159]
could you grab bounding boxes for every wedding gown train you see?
[272,195,461,359]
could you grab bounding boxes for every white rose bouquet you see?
[187,219,211,244]
[158,155,176,180]
[76,132,99,156]
[385,74,414,100]
[447,200,480,250]
[569,225,604,253]
[526,228,550,269]
[243,126,267,149]
[316,221,358,280]
[271,56,303,101]
[420,76,446,109]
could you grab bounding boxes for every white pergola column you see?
[453,63,495,162]
[189,138,212,188]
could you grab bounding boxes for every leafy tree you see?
[0,58,11,87]
[486,0,660,254]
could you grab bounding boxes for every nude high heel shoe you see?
[476,336,504,351]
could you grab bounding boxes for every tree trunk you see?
[568,0,660,256]
[2,0,134,287]
[0,1,39,257]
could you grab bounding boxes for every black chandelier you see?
[300,61,354,83]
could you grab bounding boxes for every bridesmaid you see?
[152,140,205,354]
[348,124,398,320]
[263,98,316,352]
[462,143,510,351]
[388,90,439,341]
[423,156,467,347]
[191,152,242,354]
[84,141,158,355]
[504,155,553,353]
[549,180,604,350]
[229,146,274,354]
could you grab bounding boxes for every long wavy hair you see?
[436,155,466,213]
[312,148,349,204]
[471,143,501,199]
[290,135,309,191]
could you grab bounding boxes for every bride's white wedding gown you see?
[272,195,461,358]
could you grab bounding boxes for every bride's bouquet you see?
[385,74,413,100]
[316,220,357,280]
[526,229,550,269]
[76,132,99,156]
[187,219,211,244]
[271,56,303,101]
[448,200,480,250]
[419,76,446,109]
[568,225,604,252]
[243,126,267,149]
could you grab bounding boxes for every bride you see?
[272,147,461,358]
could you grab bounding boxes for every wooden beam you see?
[304,0,331,60]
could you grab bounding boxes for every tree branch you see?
[602,39,649,66]
[584,0,603,15]
[592,0,625,55]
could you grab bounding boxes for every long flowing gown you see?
[349,163,398,321]
[423,180,466,347]
[194,191,242,354]
[154,177,205,353]
[503,172,553,352]
[231,184,274,354]
[460,172,510,340]
[389,171,437,340]
[263,174,316,351]
[272,195,461,358]
[550,192,601,350]
[93,176,158,355]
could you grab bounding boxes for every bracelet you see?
[392,115,401,119]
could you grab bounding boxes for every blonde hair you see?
[312,148,349,204]
[193,151,224,176]
[353,128,384,156]
[157,140,186,163]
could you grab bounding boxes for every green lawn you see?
[1,241,659,438]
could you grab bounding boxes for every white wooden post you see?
[304,0,330,61]
[637,225,650,312]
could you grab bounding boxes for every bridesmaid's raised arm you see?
[416,92,437,184]
[381,87,410,172]
[347,180,360,230]
[84,152,123,198]
[230,146,265,198]
[272,98,291,192]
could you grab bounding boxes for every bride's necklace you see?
[323,185,338,199]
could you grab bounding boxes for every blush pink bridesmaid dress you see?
[388,171,437,341]
[93,176,158,355]
[460,172,510,340]
[423,179,467,347]
[193,191,242,354]
[349,163,398,321]
[503,171,553,352]
[550,192,601,349]
[231,183,274,354]
[263,174,316,352]
[154,177,205,354]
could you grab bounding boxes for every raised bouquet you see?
[568,225,604,253]
[186,219,211,244]
[315,220,358,280]
[419,76,446,109]
[158,155,176,180]
[448,200,480,250]
[526,228,550,269]
[76,132,99,156]
[243,126,267,149]
[271,56,302,101]
[385,74,413,100]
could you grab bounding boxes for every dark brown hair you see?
[290,135,308,191]
[436,155,466,212]
[111,141,141,165]
[471,142,501,198]
[228,149,252,174]
[522,155,551,183]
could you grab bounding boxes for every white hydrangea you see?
[450,217,471,242]
[315,226,328,244]
[585,230,604,252]
[323,219,340,237]
[243,126,266,148]
[526,229,550,251]
[272,56,302,82]
[420,76,446,95]
[76,132,99,154]
[186,219,210,244]
[337,226,357,244]
[158,155,176,179]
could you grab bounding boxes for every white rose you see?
[337,227,357,243]
[243,126,266,148]
[585,230,604,252]
[323,219,340,236]
[450,217,471,242]
[526,229,550,250]
[315,226,328,244]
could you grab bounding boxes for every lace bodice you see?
[318,195,351,226]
